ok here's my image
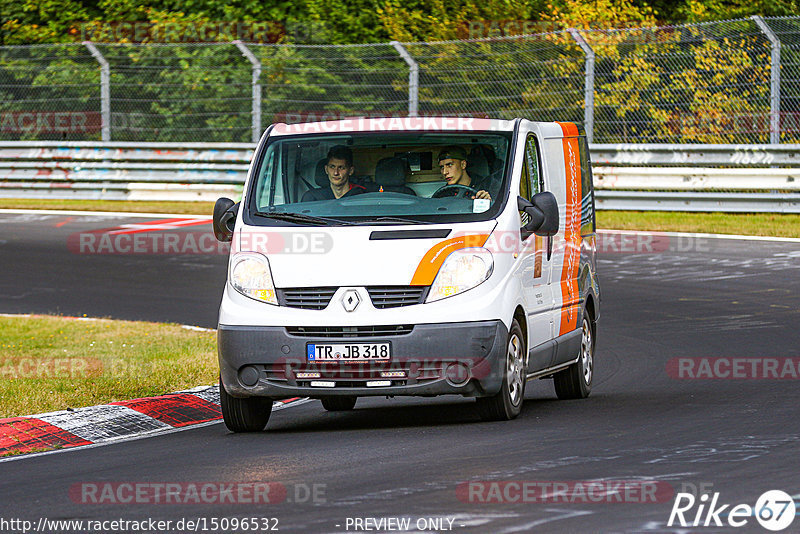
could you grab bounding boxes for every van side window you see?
[519,158,531,201]
[519,134,543,229]
[519,134,541,199]
[525,134,542,196]
[577,136,596,235]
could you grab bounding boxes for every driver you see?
[302,145,367,201]
[437,146,492,200]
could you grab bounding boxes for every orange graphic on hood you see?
[410,234,490,286]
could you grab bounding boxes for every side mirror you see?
[213,198,239,242]
[518,191,559,237]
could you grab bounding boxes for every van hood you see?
[234,222,498,288]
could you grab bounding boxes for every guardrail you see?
[0,141,250,201]
[590,143,800,212]
[591,144,800,167]
[594,191,800,213]
[1,141,799,212]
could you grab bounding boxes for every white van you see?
[213,117,600,432]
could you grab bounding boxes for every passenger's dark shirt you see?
[302,183,367,202]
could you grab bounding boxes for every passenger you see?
[436,146,493,200]
[302,145,367,201]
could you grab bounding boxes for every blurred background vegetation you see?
[1,0,798,45]
[2,1,799,144]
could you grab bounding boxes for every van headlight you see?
[230,253,278,305]
[427,248,494,302]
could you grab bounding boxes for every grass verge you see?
[0,315,217,418]
[597,211,800,238]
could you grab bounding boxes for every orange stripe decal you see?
[558,127,582,335]
[556,121,580,137]
[410,234,490,286]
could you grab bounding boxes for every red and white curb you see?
[0,314,310,459]
[0,386,308,458]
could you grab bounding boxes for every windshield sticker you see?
[472,198,491,213]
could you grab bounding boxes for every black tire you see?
[220,377,273,432]
[553,312,594,400]
[321,396,357,411]
[476,319,526,421]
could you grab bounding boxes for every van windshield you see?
[247,132,512,225]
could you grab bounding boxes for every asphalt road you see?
[1,212,799,533]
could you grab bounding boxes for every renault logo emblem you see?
[342,290,360,312]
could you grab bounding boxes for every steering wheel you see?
[432,184,479,199]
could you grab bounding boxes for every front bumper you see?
[218,320,508,399]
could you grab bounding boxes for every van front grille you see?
[285,325,414,338]
[277,287,337,310]
[277,286,429,310]
[366,286,428,308]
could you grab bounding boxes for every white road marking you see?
[0,209,212,220]
[493,509,594,533]
[37,405,170,442]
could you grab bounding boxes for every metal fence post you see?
[234,40,262,143]
[390,41,419,117]
[83,41,110,141]
[568,29,595,143]
[752,16,782,144]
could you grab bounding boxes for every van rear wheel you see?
[476,319,526,421]
[321,396,357,411]
[553,314,594,399]
[220,378,273,432]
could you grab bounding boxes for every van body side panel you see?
[555,124,583,336]
[541,123,590,341]
[511,125,554,366]
[553,328,582,366]
[528,340,557,372]
[540,135,568,338]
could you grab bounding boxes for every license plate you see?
[307,342,391,362]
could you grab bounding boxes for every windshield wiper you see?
[253,211,354,226]
[355,216,427,225]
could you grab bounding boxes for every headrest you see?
[309,158,328,187]
[374,157,407,187]
[466,146,490,178]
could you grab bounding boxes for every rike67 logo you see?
[668,490,796,531]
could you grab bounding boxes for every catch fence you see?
[1,16,800,144]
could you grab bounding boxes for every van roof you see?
[269,116,519,136]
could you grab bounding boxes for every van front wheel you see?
[553,314,594,399]
[220,378,273,432]
[476,319,526,421]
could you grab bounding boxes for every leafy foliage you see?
[0,1,797,143]
[0,0,790,45]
